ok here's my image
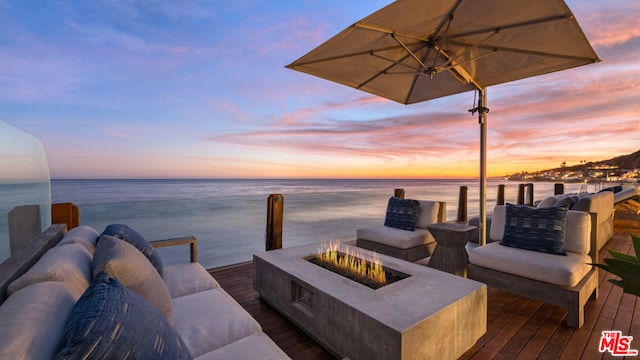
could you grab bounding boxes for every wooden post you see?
[266,194,284,251]
[496,184,505,205]
[554,183,564,195]
[457,186,468,222]
[52,203,80,230]
[518,183,534,206]
[525,183,534,206]
[517,184,525,205]
[394,188,405,199]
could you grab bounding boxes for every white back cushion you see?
[565,211,591,255]
[57,225,100,254]
[8,243,92,299]
[489,205,506,241]
[416,200,440,228]
[0,282,78,360]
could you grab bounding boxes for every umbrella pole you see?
[477,88,489,246]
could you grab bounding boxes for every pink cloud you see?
[577,3,640,47]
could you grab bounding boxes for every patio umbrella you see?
[286,0,599,245]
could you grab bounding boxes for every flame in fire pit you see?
[316,241,386,286]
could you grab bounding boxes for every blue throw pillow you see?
[500,204,568,256]
[383,197,420,231]
[55,271,192,360]
[101,224,163,275]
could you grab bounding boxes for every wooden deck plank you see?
[516,305,565,358]
[208,222,640,359]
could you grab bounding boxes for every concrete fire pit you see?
[254,242,486,360]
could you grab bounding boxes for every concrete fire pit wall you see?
[253,243,486,360]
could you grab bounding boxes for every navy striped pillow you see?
[384,197,420,231]
[56,271,192,359]
[500,204,568,255]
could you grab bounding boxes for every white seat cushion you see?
[164,263,221,298]
[469,242,592,287]
[356,225,434,249]
[195,333,289,360]
[172,288,262,358]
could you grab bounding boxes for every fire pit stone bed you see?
[307,252,410,289]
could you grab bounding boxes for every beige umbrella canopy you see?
[287,0,599,245]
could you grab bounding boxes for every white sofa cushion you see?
[490,206,591,255]
[195,333,290,360]
[489,205,507,241]
[0,282,78,360]
[536,196,558,208]
[164,263,221,298]
[172,288,262,358]
[8,243,92,299]
[469,242,592,287]
[416,200,439,228]
[564,211,591,255]
[56,225,100,254]
[356,225,434,249]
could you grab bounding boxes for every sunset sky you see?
[1,0,638,179]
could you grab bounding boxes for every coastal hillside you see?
[589,149,640,169]
[507,149,640,182]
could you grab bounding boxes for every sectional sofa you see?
[0,224,289,360]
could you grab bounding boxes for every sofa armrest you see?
[150,236,197,263]
[0,224,68,304]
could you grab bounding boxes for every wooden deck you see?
[208,220,640,359]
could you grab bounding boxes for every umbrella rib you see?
[390,33,431,74]
[447,40,599,62]
[369,52,423,73]
[447,13,572,40]
[358,45,440,96]
[357,52,414,90]
[430,11,455,72]
[433,0,464,39]
[354,23,433,44]
[286,43,407,68]
[434,31,499,75]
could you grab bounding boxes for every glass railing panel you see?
[0,120,51,263]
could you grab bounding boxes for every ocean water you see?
[43,179,592,269]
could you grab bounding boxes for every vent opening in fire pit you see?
[307,241,410,289]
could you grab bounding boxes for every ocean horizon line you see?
[50,177,486,181]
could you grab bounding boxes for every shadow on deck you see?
[208,220,640,359]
